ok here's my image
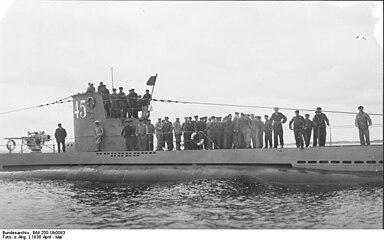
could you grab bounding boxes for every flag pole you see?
[111,67,114,89]
[149,74,157,111]
[150,73,157,100]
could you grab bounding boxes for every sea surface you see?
[0,176,382,229]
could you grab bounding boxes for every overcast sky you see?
[0,1,382,148]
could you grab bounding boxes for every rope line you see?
[0,95,382,116]
[0,97,72,115]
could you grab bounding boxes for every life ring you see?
[190,132,204,146]
[6,139,16,151]
[87,97,95,109]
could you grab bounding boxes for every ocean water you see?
[0,177,382,229]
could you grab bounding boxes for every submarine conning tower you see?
[72,93,139,152]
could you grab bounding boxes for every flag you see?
[146,74,157,86]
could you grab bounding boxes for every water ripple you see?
[0,178,382,229]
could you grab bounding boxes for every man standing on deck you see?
[94,120,104,152]
[255,116,264,148]
[141,90,152,119]
[239,113,252,148]
[136,118,147,151]
[55,123,67,153]
[127,89,139,118]
[264,115,273,148]
[155,118,163,151]
[355,105,372,146]
[173,118,182,150]
[250,114,259,148]
[146,119,155,151]
[86,83,95,93]
[270,107,287,148]
[121,119,136,151]
[118,87,127,118]
[312,107,330,147]
[223,114,233,149]
[303,114,313,147]
[110,88,119,118]
[162,117,174,151]
[232,112,241,149]
[182,117,194,150]
[289,110,305,149]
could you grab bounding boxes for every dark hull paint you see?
[0,145,382,185]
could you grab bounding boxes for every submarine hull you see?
[0,145,382,185]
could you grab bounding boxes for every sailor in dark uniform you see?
[223,114,233,149]
[117,87,128,118]
[162,117,174,151]
[55,123,67,152]
[86,83,96,93]
[110,88,119,118]
[289,110,305,148]
[270,107,287,148]
[146,119,155,151]
[303,114,313,147]
[312,107,330,147]
[127,88,139,118]
[121,119,136,151]
[255,116,264,148]
[141,90,152,119]
[264,115,273,148]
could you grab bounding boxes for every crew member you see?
[173,118,182,150]
[239,113,252,148]
[86,83,96,93]
[312,107,330,147]
[264,115,273,148]
[155,118,163,151]
[54,123,67,153]
[121,119,136,151]
[232,112,241,149]
[162,117,174,151]
[110,88,119,118]
[255,116,264,148]
[118,87,128,118]
[136,118,147,151]
[142,90,152,119]
[303,114,313,147]
[197,117,207,150]
[94,120,104,151]
[99,84,111,118]
[223,114,233,149]
[270,107,287,148]
[182,117,194,150]
[97,82,104,93]
[127,89,139,118]
[355,105,372,146]
[250,114,259,148]
[289,110,305,149]
[146,119,155,151]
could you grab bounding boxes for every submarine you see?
[0,92,382,186]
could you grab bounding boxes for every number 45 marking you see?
[74,100,87,118]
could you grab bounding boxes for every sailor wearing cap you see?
[303,114,313,147]
[264,115,273,148]
[94,120,104,151]
[136,118,147,150]
[289,110,305,149]
[162,117,174,151]
[232,112,241,149]
[86,83,96,93]
[121,119,136,151]
[155,118,163,151]
[55,123,67,152]
[312,107,330,147]
[141,89,152,119]
[127,89,139,118]
[110,88,120,118]
[173,118,182,150]
[270,107,287,148]
[355,105,372,146]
